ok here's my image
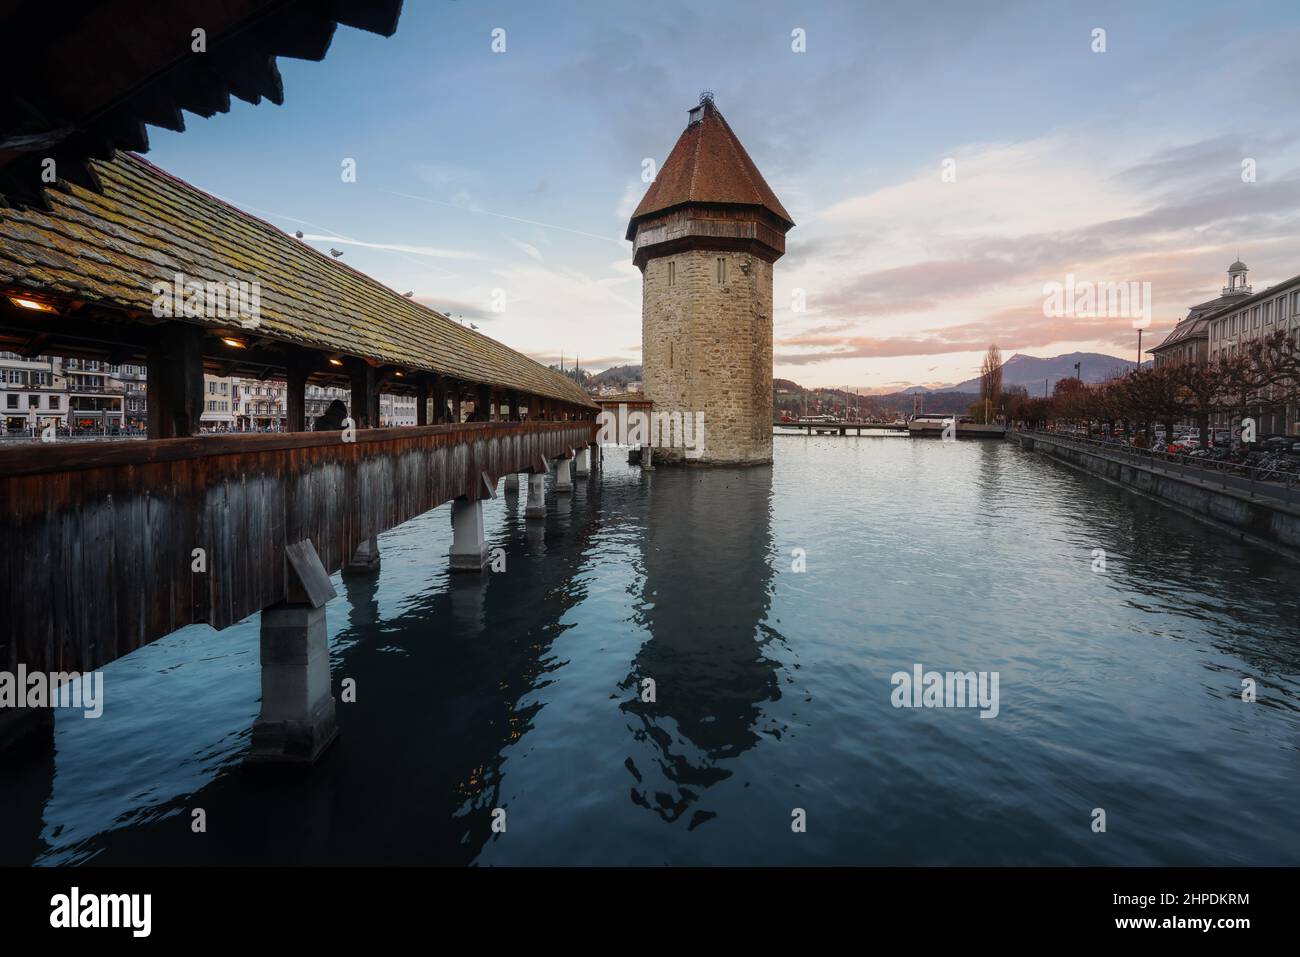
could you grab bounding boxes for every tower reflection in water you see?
[621,465,784,827]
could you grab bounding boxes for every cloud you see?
[508,238,544,262]
[415,297,496,322]
[300,234,484,260]
[773,127,1300,382]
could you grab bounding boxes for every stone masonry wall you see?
[641,249,773,466]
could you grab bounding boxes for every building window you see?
[716,257,727,284]
[5,395,16,409]
[49,395,60,409]
[28,395,38,408]
[667,260,675,287]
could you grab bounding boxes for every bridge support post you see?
[556,455,573,493]
[249,540,338,766]
[449,496,489,572]
[574,447,590,477]
[344,536,380,574]
[249,603,338,765]
[525,472,546,520]
[504,472,520,494]
[641,445,654,470]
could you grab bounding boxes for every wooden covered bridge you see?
[0,0,600,762]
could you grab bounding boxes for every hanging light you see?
[8,296,55,313]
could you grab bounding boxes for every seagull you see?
[294,230,303,238]
[469,323,479,331]
[402,291,414,298]
[330,248,344,258]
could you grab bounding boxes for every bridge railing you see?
[0,420,595,675]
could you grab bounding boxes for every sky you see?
[144,0,1300,391]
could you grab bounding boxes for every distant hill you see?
[590,364,641,387]
[950,352,1141,393]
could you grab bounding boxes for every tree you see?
[979,344,1003,423]
[1121,365,1183,443]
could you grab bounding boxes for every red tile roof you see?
[626,100,793,240]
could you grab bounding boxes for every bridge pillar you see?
[641,445,654,470]
[449,496,489,572]
[249,602,338,765]
[503,472,520,494]
[574,447,590,477]
[344,536,380,574]
[525,472,546,520]
[556,455,573,493]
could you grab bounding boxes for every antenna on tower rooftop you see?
[699,90,715,106]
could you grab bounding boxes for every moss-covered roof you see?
[0,151,594,407]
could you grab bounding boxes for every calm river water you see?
[4,435,1300,865]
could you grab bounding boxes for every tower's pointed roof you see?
[626,97,793,240]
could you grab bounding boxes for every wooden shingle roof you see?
[0,152,594,407]
[626,99,793,240]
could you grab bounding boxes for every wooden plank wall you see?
[0,422,594,675]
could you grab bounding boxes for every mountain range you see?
[945,352,1143,393]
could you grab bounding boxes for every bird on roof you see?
[470,323,479,330]
[330,248,344,258]
[402,291,414,297]
[294,230,303,239]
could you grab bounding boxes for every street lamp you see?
[1132,313,1151,370]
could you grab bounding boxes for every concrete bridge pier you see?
[556,453,574,493]
[574,446,590,477]
[248,541,339,766]
[504,472,520,494]
[344,535,381,574]
[641,445,654,470]
[448,496,489,572]
[526,471,547,520]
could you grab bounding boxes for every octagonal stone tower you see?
[627,94,794,466]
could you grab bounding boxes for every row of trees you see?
[1002,331,1300,445]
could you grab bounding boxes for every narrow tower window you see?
[716,257,727,284]
[667,260,675,287]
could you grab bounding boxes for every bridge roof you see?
[0,0,404,208]
[0,152,594,407]
[626,99,794,240]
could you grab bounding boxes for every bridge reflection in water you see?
[2,455,794,866]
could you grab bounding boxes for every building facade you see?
[1150,261,1254,368]
[627,95,793,466]
[1,353,127,432]
[1,362,422,436]
[1205,267,1300,435]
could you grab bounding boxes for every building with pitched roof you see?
[1150,260,1254,367]
[627,94,793,466]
